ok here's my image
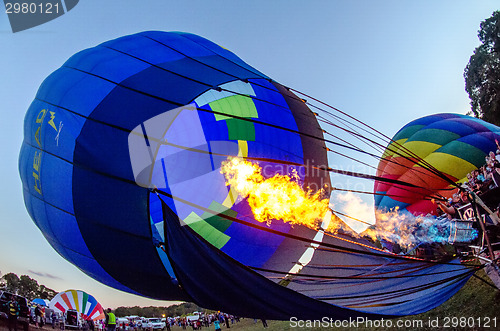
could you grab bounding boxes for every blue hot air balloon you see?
[20,32,476,319]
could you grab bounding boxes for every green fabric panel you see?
[407,128,460,146]
[210,95,258,121]
[184,212,231,249]
[82,292,88,313]
[436,141,486,167]
[226,119,255,141]
[393,125,425,141]
[201,201,237,233]
[382,138,407,159]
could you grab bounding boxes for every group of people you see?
[2,294,54,331]
[3,294,20,331]
[100,311,243,331]
[156,312,240,331]
[436,140,500,220]
[462,141,500,194]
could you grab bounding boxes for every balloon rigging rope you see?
[151,188,476,267]
[22,135,478,271]
[56,63,453,199]
[106,36,458,191]
[31,36,466,254]
[152,33,458,189]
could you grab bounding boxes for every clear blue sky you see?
[1,0,498,309]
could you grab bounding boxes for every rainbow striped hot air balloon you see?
[375,113,500,217]
[49,290,104,321]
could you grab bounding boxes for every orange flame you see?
[220,158,475,250]
[221,157,329,228]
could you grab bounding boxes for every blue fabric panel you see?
[249,124,303,163]
[72,167,187,300]
[458,132,500,155]
[23,190,49,238]
[141,31,215,58]
[178,32,269,79]
[89,85,179,131]
[221,237,278,268]
[159,57,235,87]
[467,116,500,132]
[64,46,151,83]
[250,79,290,111]
[42,202,91,259]
[375,195,410,212]
[374,191,384,206]
[99,35,185,65]
[26,190,52,241]
[176,32,248,64]
[155,247,177,280]
[47,238,139,295]
[72,168,149,238]
[426,119,478,137]
[221,206,290,267]
[453,117,491,133]
[198,110,229,142]
[40,153,74,214]
[149,193,164,225]
[36,67,116,118]
[399,113,460,130]
[252,99,295,128]
[193,55,264,81]
[71,119,133,181]
[120,65,208,106]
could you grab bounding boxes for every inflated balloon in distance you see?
[375,113,500,216]
[49,290,104,321]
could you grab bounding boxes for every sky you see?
[0,0,499,309]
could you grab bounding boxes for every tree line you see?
[0,271,58,301]
[113,302,203,318]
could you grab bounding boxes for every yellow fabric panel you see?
[381,138,407,159]
[423,152,477,180]
[400,141,441,159]
[222,140,248,208]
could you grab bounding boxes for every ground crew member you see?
[6,294,20,331]
[105,308,116,331]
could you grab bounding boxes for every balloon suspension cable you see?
[465,185,499,271]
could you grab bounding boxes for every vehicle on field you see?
[117,317,129,330]
[64,309,80,330]
[145,317,165,330]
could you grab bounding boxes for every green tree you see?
[38,284,57,300]
[464,10,500,126]
[2,273,20,293]
[18,275,39,300]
